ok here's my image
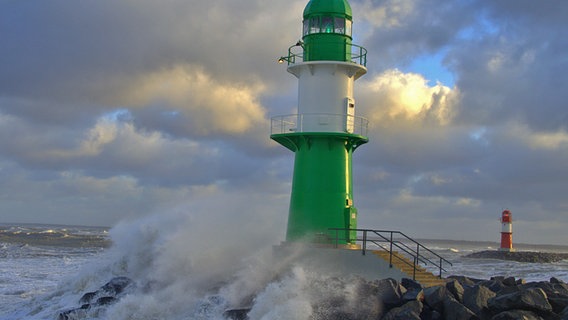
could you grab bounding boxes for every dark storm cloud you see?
[343,0,568,243]
[446,1,568,131]
[353,0,476,72]
[1,0,567,244]
[0,0,298,96]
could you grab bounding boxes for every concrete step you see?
[371,250,446,288]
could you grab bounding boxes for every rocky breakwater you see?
[465,250,568,263]
[224,275,568,320]
[58,277,134,320]
[414,275,568,320]
[59,275,568,319]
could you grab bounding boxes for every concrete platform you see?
[273,243,443,286]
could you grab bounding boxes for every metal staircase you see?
[372,250,447,287]
[328,228,452,287]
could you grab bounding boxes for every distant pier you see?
[465,250,568,263]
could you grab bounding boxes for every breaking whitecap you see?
[2,218,568,320]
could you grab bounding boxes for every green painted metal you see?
[303,0,352,19]
[303,34,352,62]
[279,0,368,66]
[271,132,368,244]
[302,0,353,62]
[272,0,369,245]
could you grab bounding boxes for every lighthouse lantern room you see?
[271,0,368,245]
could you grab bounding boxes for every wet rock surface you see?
[58,276,134,320]
[465,250,568,263]
[225,275,568,320]
[60,274,568,320]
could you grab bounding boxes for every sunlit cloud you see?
[456,197,481,207]
[357,0,415,29]
[429,174,450,186]
[108,65,267,135]
[505,123,568,150]
[394,188,448,206]
[359,69,458,125]
[529,130,568,150]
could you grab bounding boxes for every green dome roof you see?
[303,0,352,19]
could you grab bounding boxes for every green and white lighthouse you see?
[271,0,368,244]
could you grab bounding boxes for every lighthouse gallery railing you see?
[282,43,367,66]
[329,228,453,280]
[271,113,369,136]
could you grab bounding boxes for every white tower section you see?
[288,61,366,133]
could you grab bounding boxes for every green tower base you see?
[271,132,367,244]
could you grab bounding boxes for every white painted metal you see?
[287,61,366,133]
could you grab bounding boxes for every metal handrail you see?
[279,43,367,66]
[351,44,367,66]
[270,113,369,136]
[329,228,453,280]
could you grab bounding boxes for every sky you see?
[1,0,567,245]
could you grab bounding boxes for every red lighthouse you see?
[499,210,514,252]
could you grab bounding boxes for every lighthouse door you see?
[345,97,355,133]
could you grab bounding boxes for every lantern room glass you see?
[309,17,320,34]
[302,16,352,36]
[334,17,345,34]
[321,16,333,33]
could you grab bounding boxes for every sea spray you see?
[55,216,386,319]
[95,211,283,319]
[219,244,306,309]
[3,217,568,319]
[247,267,313,320]
[247,266,385,320]
[1,206,283,319]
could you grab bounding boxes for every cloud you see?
[527,129,568,150]
[445,1,568,131]
[358,69,457,125]
[1,0,568,245]
[357,0,415,29]
[354,0,476,72]
[109,66,267,136]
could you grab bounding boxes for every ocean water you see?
[1,218,568,320]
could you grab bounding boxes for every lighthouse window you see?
[321,16,333,33]
[309,17,320,34]
[334,17,345,34]
[303,16,352,35]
